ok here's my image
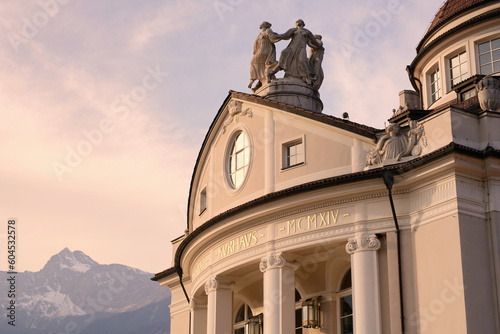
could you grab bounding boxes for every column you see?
[346,234,382,334]
[259,252,298,334]
[205,276,234,334]
[190,298,207,334]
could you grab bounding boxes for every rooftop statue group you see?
[248,19,325,93]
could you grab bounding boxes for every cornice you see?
[152,143,499,282]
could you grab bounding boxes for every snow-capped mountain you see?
[0,248,170,333]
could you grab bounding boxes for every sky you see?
[0,0,442,274]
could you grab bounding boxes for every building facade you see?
[153,1,500,333]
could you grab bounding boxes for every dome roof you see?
[417,0,497,52]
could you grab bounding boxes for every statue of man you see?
[376,123,408,161]
[266,19,324,86]
[248,21,278,92]
[308,34,324,90]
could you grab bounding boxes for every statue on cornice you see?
[248,21,278,93]
[266,19,324,86]
[377,123,408,161]
[366,121,427,166]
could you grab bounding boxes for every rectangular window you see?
[199,187,207,215]
[461,88,477,101]
[283,140,304,169]
[449,51,468,87]
[478,37,500,75]
[430,68,441,104]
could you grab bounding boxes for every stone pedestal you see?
[255,77,323,113]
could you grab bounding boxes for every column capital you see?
[190,298,207,311]
[259,252,298,272]
[204,276,234,295]
[346,234,381,254]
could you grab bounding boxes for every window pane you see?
[459,52,467,63]
[340,269,352,289]
[341,316,354,334]
[341,295,353,317]
[481,64,493,75]
[450,55,459,67]
[295,308,302,329]
[246,305,253,320]
[493,49,500,62]
[234,134,243,152]
[460,63,468,74]
[235,328,244,334]
[479,41,491,54]
[235,305,245,323]
[492,38,500,50]
[494,61,500,74]
[480,53,492,65]
[451,67,460,79]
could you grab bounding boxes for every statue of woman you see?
[248,21,277,92]
[308,34,324,90]
[377,123,408,161]
[267,19,324,86]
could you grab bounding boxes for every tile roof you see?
[418,0,497,52]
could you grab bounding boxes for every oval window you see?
[228,131,250,189]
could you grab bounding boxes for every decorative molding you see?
[409,179,456,212]
[170,300,191,315]
[345,234,381,254]
[222,100,252,133]
[190,298,207,311]
[259,252,298,272]
[204,276,234,295]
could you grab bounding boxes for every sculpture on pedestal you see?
[248,21,278,92]
[308,34,324,90]
[267,19,324,86]
[249,19,324,89]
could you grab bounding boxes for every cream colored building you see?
[153,1,500,333]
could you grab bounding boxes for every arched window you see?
[234,303,253,334]
[338,269,353,334]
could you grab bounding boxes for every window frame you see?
[447,50,469,89]
[224,127,253,192]
[199,187,207,216]
[477,36,500,75]
[281,135,306,170]
[337,268,353,334]
[233,303,253,334]
[428,66,442,105]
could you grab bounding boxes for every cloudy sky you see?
[1,0,441,274]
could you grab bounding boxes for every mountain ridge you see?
[0,248,170,334]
